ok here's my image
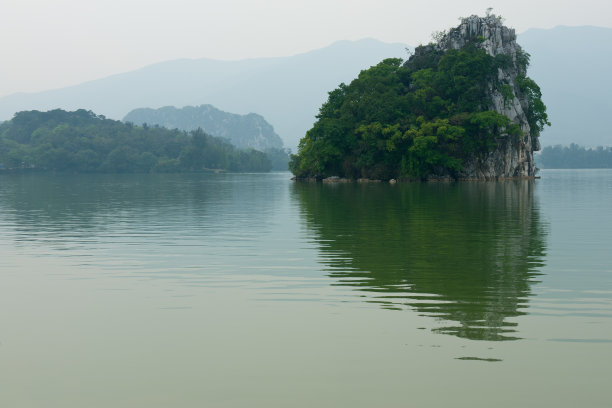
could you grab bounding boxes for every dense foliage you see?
[537,144,612,168]
[290,43,548,180]
[0,109,272,173]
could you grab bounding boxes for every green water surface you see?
[0,170,610,407]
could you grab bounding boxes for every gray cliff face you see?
[124,105,283,151]
[438,15,539,179]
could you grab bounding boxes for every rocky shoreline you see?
[292,175,539,183]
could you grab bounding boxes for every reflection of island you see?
[293,181,547,341]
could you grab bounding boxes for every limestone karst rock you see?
[416,14,542,179]
[290,15,549,181]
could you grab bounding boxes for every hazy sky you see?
[1,0,611,98]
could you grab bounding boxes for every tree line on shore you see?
[537,144,612,168]
[0,109,283,173]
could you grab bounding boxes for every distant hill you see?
[0,39,409,150]
[518,26,612,147]
[124,104,283,151]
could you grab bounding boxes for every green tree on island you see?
[290,21,549,180]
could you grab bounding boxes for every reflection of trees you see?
[0,173,215,234]
[293,181,547,341]
[0,173,282,241]
[0,173,290,280]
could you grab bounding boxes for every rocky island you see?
[290,14,549,181]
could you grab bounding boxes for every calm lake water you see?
[1,170,611,407]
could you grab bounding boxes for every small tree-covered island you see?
[0,109,274,173]
[290,15,549,181]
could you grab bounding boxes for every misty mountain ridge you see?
[0,38,409,150]
[0,28,610,149]
[124,105,284,151]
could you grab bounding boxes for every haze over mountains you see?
[0,27,610,150]
[124,105,284,151]
[519,25,612,147]
[0,39,407,150]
